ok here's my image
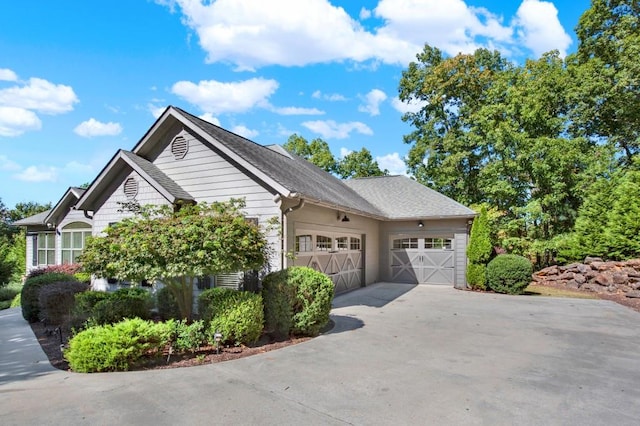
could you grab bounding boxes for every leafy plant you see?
[170,319,206,353]
[21,272,77,322]
[466,206,492,290]
[64,318,172,373]
[89,287,152,326]
[38,281,88,326]
[486,254,533,295]
[207,292,264,346]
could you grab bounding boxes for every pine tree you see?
[466,207,493,290]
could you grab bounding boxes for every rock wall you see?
[532,258,640,299]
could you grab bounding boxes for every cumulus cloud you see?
[199,112,221,126]
[148,103,166,119]
[267,105,325,115]
[0,155,21,171]
[376,152,407,175]
[339,147,353,158]
[0,77,78,114]
[74,118,123,137]
[515,0,572,57]
[302,120,373,139]
[391,97,428,114]
[312,90,347,101]
[157,0,572,69]
[171,78,278,114]
[358,89,387,116]
[0,68,18,82]
[13,165,58,182]
[231,124,259,139]
[0,106,42,136]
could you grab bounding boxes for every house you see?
[14,106,476,293]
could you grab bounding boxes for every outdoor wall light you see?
[418,221,424,228]
[341,215,350,222]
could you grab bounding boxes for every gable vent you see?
[171,135,189,160]
[123,177,138,200]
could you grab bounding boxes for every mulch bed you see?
[30,322,310,372]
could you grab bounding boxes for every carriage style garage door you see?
[293,230,363,294]
[390,236,455,285]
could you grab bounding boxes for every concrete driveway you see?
[1,283,639,425]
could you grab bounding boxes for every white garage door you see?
[390,236,455,285]
[293,230,363,294]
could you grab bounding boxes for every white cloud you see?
[171,78,278,114]
[312,90,347,101]
[231,124,259,139]
[302,120,373,139]
[276,123,296,137]
[391,97,428,114]
[0,68,18,82]
[514,0,572,57]
[74,118,123,137]
[358,89,387,116]
[13,165,58,182]
[199,112,221,126]
[62,161,94,174]
[148,103,166,119]
[0,155,21,171]
[339,147,353,159]
[268,105,325,115]
[0,106,42,136]
[376,152,407,175]
[159,0,572,69]
[0,77,78,114]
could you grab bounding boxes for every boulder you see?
[574,274,586,285]
[559,263,581,272]
[625,290,640,299]
[594,274,611,286]
[557,272,575,281]
[612,272,628,285]
[576,264,590,274]
[537,265,558,276]
[584,256,603,264]
[582,283,603,292]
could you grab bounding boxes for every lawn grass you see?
[525,283,597,299]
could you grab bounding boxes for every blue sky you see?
[0,0,591,210]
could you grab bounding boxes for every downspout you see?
[83,210,93,220]
[274,193,305,269]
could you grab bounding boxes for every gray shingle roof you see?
[121,151,194,202]
[174,107,386,218]
[344,175,476,219]
[13,209,52,226]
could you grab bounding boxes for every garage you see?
[293,230,364,294]
[390,236,455,285]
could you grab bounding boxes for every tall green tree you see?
[337,148,388,179]
[571,0,640,162]
[283,134,337,173]
[80,200,269,320]
[466,206,493,290]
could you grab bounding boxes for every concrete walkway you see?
[1,284,639,425]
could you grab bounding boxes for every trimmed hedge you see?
[38,281,89,326]
[64,318,171,373]
[89,287,152,325]
[486,254,533,295]
[262,266,334,337]
[21,273,77,322]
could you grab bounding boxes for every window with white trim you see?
[316,235,332,251]
[336,236,348,250]
[61,222,92,264]
[296,235,313,252]
[425,238,453,249]
[37,233,56,266]
[393,238,418,249]
[350,237,361,251]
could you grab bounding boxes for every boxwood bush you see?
[64,318,171,373]
[199,288,264,346]
[262,266,334,337]
[89,287,152,325]
[486,254,533,295]
[38,281,89,326]
[21,272,77,322]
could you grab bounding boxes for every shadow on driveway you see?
[332,282,417,309]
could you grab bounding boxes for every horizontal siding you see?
[93,170,170,235]
[454,232,468,289]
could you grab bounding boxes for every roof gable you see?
[45,187,86,226]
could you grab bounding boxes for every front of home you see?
[14,106,475,293]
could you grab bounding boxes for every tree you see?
[7,201,51,223]
[571,0,640,162]
[336,148,388,179]
[283,134,337,173]
[466,206,492,290]
[80,200,269,320]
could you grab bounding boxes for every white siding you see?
[152,129,282,271]
[93,169,170,235]
[25,234,36,274]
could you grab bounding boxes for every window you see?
[393,238,418,249]
[425,238,453,249]
[336,236,348,250]
[350,237,361,251]
[316,235,332,251]
[61,223,92,264]
[37,233,56,265]
[296,235,313,252]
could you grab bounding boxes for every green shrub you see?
[0,286,19,302]
[170,319,206,353]
[21,272,77,322]
[38,281,88,326]
[262,267,334,337]
[207,291,264,346]
[486,254,533,295]
[157,286,181,320]
[73,271,92,283]
[64,318,171,373]
[198,287,237,323]
[73,291,111,316]
[89,287,152,325]
[466,263,487,291]
[10,292,21,308]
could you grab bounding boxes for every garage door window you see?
[425,238,453,249]
[296,235,313,252]
[316,235,332,251]
[350,237,361,251]
[336,236,348,250]
[393,238,418,249]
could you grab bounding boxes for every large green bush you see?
[262,267,334,337]
[466,263,487,290]
[486,254,533,295]
[38,281,88,326]
[466,206,492,290]
[157,286,181,320]
[169,319,206,353]
[21,272,77,322]
[64,318,171,373]
[199,288,264,346]
[89,287,152,325]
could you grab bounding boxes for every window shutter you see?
[32,235,38,266]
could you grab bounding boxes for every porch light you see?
[341,215,350,222]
